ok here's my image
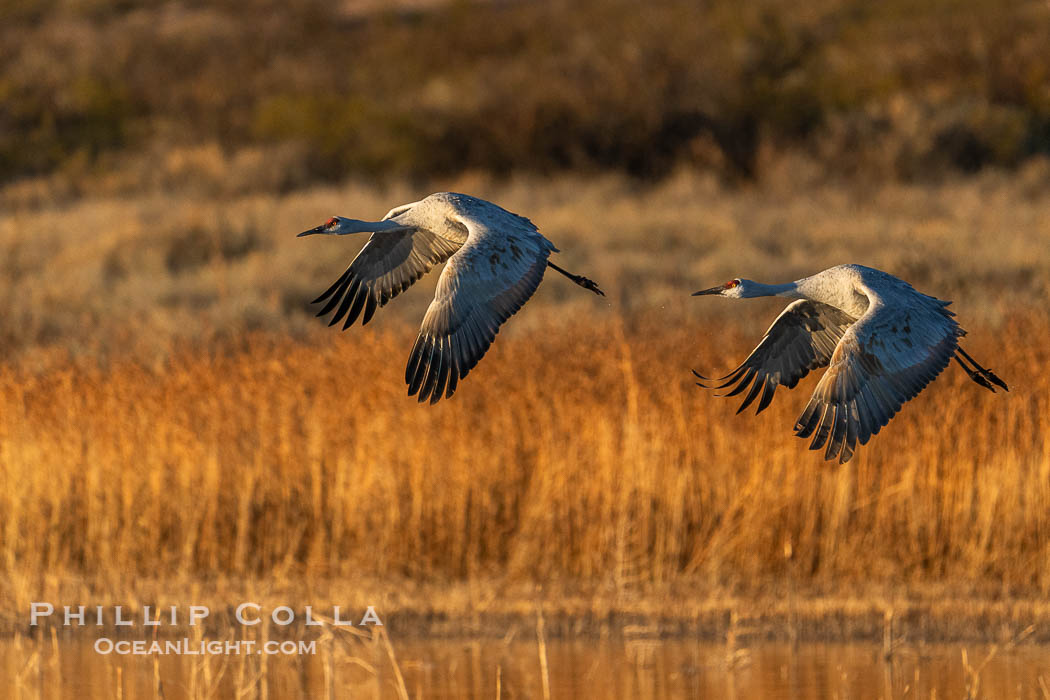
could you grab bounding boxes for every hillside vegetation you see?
[2,0,1049,191]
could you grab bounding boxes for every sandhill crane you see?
[692,264,1007,463]
[297,192,604,403]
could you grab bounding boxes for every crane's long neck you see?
[340,218,404,234]
[742,281,802,299]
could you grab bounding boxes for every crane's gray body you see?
[299,192,600,404]
[730,264,955,322]
[385,191,558,254]
[694,264,1005,463]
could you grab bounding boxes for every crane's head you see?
[297,216,404,237]
[693,279,747,298]
[298,216,351,236]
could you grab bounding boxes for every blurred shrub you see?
[1,0,1049,187]
[0,74,139,181]
[165,223,265,273]
[252,94,424,178]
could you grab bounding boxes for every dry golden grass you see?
[1,168,1048,644]
[2,164,1049,367]
[1,309,1046,635]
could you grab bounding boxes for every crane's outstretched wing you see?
[405,222,554,403]
[312,228,463,329]
[695,300,857,414]
[794,301,961,463]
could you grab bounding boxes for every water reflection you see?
[4,633,1050,698]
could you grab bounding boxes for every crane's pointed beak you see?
[692,286,723,296]
[297,226,325,237]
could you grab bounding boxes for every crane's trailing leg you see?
[547,261,605,296]
[953,347,1008,392]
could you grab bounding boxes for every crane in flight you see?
[692,264,1007,463]
[298,192,604,403]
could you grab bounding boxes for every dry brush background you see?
[2,169,1049,640]
[2,5,1050,696]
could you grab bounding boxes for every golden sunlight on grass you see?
[1,312,1046,628]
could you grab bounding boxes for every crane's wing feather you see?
[794,301,961,463]
[405,220,553,403]
[696,300,857,415]
[382,203,417,220]
[312,227,463,329]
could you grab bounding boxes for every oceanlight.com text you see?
[94,638,317,656]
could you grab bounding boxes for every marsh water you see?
[4,635,1050,698]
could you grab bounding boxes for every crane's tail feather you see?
[954,348,1008,392]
